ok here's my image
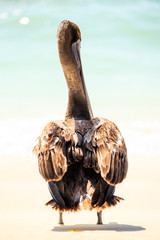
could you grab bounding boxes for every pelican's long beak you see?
[71,39,82,74]
[71,39,93,118]
[71,38,87,93]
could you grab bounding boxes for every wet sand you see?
[0,154,160,240]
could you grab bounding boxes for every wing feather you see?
[33,121,78,181]
[43,151,54,179]
[83,117,128,185]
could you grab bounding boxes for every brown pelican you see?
[33,20,128,225]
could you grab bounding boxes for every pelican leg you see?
[58,211,64,225]
[97,210,103,224]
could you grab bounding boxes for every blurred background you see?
[0,0,160,158]
[1,1,160,238]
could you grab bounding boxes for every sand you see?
[0,154,160,240]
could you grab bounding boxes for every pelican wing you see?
[33,121,79,181]
[83,117,128,185]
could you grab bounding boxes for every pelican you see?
[33,20,128,225]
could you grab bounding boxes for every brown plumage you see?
[33,20,128,225]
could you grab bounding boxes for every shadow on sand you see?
[52,222,146,232]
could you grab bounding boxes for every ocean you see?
[0,0,160,158]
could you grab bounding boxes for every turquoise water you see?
[0,0,160,157]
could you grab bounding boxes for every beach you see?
[0,153,160,239]
[1,0,160,239]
